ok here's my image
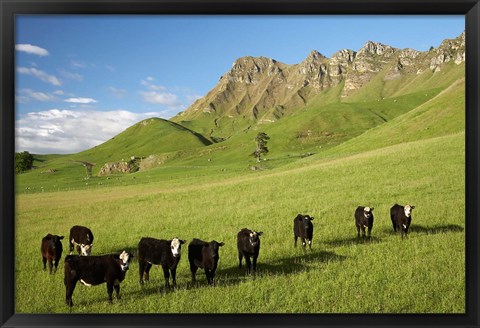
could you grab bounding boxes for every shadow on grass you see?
[410,224,464,235]
[324,236,383,248]
[379,224,464,236]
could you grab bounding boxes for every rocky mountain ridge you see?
[173,32,465,138]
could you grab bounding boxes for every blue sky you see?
[15,15,464,154]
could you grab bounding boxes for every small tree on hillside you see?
[251,132,270,163]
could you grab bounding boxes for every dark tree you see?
[15,151,34,174]
[251,132,270,163]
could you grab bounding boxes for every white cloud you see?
[16,89,58,103]
[15,44,49,56]
[16,108,162,154]
[140,91,179,106]
[17,67,61,86]
[65,97,98,104]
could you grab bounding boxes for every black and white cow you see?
[41,234,64,274]
[390,204,415,238]
[293,214,314,250]
[237,228,263,274]
[69,225,94,256]
[354,206,374,238]
[188,239,224,285]
[137,237,186,289]
[64,251,133,307]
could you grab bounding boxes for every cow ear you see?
[219,242,225,247]
[257,231,263,236]
[59,236,64,240]
[180,239,186,244]
[411,206,415,209]
[370,207,374,211]
[310,217,314,220]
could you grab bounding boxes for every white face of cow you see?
[364,207,374,219]
[170,238,185,258]
[404,205,415,217]
[119,251,131,271]
[249,231,263,247]
[80,243,92,256]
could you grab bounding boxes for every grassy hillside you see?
[15,131,465,313]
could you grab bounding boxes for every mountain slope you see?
[70,117,212,165]
[172,32,465,141]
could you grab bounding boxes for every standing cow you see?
[137,237,186,289]
[64,250,133,307]
[188,239,224,285]
[390,204,415,238]
[354,206,374,238]
[69,225,94,256]
[41,234,64,274]
[237,228,263,274]
[293,214,314,250]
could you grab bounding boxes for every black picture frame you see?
[1,1,479,327]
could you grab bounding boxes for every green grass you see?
[15,132,465,313]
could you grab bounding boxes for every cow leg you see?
[294,235,298,247]
[171,267,177,287]
[252,255,258,274]
[307,239,312,250]
[143,262,153,283]
[238,252,243,270]
[356,225,360,238]
[114,284,121,300]
[53,258,60,273]
[244,256,252,275]
[106,283,114,303]
[48,259,53,274]
[301,238,306,251]
[65,278,77,307]
[392,220,397,232]
[361,226,366,238]
[190,264,198,283]
[42,257,47,271]
[162,266,171,289]
[205,269,211,284]
[367,227,372,238]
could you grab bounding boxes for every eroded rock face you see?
[175,31,465,126]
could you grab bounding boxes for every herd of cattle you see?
[40,203,415,307]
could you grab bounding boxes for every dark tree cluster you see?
[15,151,34,174]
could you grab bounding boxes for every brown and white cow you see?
[137,237,186,289]
[69,225,94,256]
[64,251,133,307]
[41,234,64,274]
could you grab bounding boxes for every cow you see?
[354,206,374,238]
[41,234,64,274]
[64,250,133,307]
[188,239,224,285]
[237,228,263,274]
[293,214,314,250]
[69,225,94,256]
[390,204,415,238]
[137,237,186,289]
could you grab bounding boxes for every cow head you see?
[208,241,225,259]
[80,243,93,256]
[363,207,374,219]
[118,251,133,272]
[300,215,314,230]
[249,231,263,247]
[404,205,415,217]
[170,238,186,258]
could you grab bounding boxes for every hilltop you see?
[16,31,465,191]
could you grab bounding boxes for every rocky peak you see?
[357,41,396,58]
[305,50,326,62]
[226,56,282,84]
[331,49,357,63]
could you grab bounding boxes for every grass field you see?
[15,132,465,313]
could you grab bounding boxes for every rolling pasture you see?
[15,132,465,313]
[14,62,465,313]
